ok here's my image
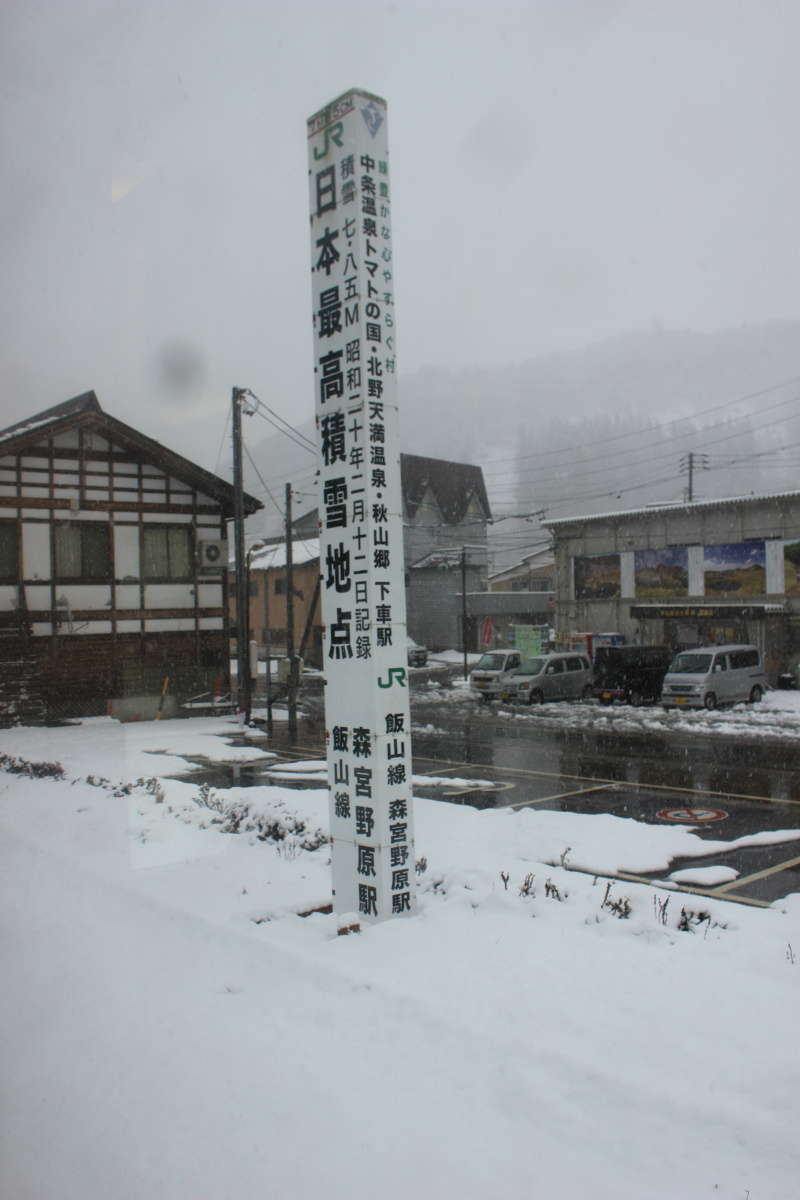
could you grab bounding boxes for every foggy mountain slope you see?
[246,321,800,549]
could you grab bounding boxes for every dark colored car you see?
[592,644,673,706]
[407,638,428,667]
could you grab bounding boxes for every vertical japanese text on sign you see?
[307,89,415,922]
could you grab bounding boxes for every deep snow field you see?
[1,708,799,1199]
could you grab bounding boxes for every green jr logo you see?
[313,122,344,160]
[378,667,407,689]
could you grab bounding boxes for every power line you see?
[242,388,317,455]
[243,442,284,520]
[480,373,800,467]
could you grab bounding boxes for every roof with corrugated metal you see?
[543,491,800,528]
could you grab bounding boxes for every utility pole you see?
[231,387,251,721]
[680,451,709,503]
[263,553,273,735]
[461,545,468,681]
[285,482,298,742]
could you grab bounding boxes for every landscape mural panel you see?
[574,554,620,600]
[634,546,689,599]
[703,540,765,597]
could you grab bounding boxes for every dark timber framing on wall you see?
[0,391,262,719]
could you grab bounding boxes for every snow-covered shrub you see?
[0,752,64,779]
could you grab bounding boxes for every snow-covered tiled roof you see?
[543,490,800,528]
[243,538,320,570]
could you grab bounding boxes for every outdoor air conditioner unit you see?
[197,538,227,573]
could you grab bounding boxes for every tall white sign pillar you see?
[307,89,415,922]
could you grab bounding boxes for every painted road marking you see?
[510,783,618,810]
[712,853,800,894]
[410,752,799,807]
[657,807,729,823]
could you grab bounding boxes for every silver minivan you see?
[469,650,522,700]
[499,652,593,705]
[660,644,766,711]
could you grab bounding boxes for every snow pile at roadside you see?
[2,716,800,1200]
[425,679,800,741]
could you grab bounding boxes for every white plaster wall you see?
[115,526,140,577]
[22,524,51,578]
[198,583,222,607]
[141,512,191,525]
[144,584,194,608]
[53,431,79,447]
[116,620,142,633]
[620,552,635,598]
[116,585,141,608]
[24,585,50,610]
[198,617,224,630]
[145,617,195,632]
[54,584,112,609]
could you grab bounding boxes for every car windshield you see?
[475,653,507,670]
[514,657,545,675]
[671,652,713,673]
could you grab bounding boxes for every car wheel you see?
[529,689,544,705]
[581,684,593,700]
[749,685,763,703]
[703,692,717,711]
[628,689,643,707]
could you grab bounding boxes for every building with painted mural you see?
[0,392,261,721]
[543,491,800,683]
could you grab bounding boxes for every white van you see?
[660,645,766,711]
[469,650,522,700]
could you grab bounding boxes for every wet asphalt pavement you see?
[192,672,800,906]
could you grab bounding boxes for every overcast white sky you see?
[2,0,799,473]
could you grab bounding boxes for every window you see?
[0,522,18,582]
[54,522,111,580]
[274,578,286,595]
[142,525,192,581]
[729,648,759,669]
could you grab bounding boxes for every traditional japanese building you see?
[543,491,800,682]
[0,392,261,721]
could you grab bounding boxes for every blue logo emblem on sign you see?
[361,101,384,137]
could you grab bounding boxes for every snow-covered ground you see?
[2,714,799,1199]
